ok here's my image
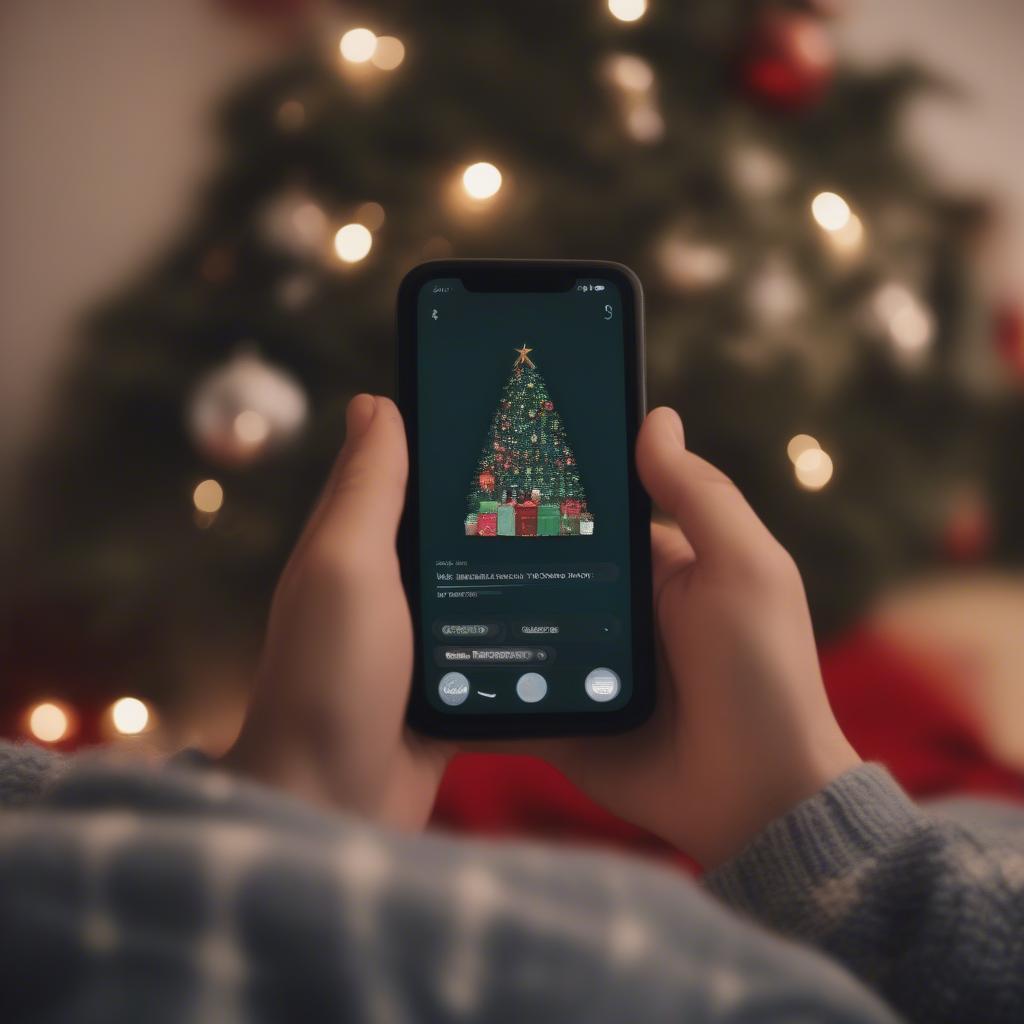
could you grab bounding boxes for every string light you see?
[193,479,224,514]
[828,212,864,254]
[28,701,70,743]
[606,54,654,92]
[354,201,386,231]
[811,191,852,232]
[371,36,405,70]
[334,223,373,262]
[340,28,377,64]
[794,447,834,491]
[110,697,150,736]
[873,283,934,355]
[787,434,820,464]
[462,162,503,200]
[609,0,648,22]
[233,410,270,447]
[626,105,664,143]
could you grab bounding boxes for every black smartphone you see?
[397,260,654,738]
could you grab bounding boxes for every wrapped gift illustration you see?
[497,502,516,536]
[537,504,560,536]
[477,512,498,536]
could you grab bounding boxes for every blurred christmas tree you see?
[11,0,1019,714]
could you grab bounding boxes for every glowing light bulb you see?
[462,162,503,200]
[340,28,378,64]
[334,223,373,262]
[29,702,69,743]
[794,447,834,491]
[811,191,852,232]
[193,479,224,514]
[609,0,648,22]
[787,434,820,465]
[111,696,150,736]
[371,36,405,70]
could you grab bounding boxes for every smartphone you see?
[397,260,654,738]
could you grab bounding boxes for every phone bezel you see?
[396,259,655,738]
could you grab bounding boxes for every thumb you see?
[312,395,409,555]
[636,406,776,569]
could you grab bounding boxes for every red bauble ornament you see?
[479,470,496,492]
[740,12,835,111]
[543,400,554,411]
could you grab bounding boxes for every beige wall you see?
[1,0,1021,490]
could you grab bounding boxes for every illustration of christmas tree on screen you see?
[466,345,593,538]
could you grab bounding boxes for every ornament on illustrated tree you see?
[187,350,308,467]
[466,347,592,536]
[740,11,835,111]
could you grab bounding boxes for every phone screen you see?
[409,271,645,724]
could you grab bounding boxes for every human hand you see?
[528,407,861,867]
[222,395,451,830]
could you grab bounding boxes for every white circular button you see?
[515,672,548,704]
[438,672,470,706]
[584,667,621,702]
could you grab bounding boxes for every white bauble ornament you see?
[188,350,308,467]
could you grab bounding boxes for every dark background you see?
[416,275,634,714]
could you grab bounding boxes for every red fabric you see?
[431,627,1024,864]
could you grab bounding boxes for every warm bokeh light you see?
[28,701,70,743]
[193,478,224,514]
[462,162,503,200]
[626,105,664,143]
[829,212,864,253]
[608,0,648,23]
[233,410,270,447]
[339,28,378,64]
[371,36,405,71]
[811,191,852,232]
[291,201,327,245]
[795,447,834,490]
[873,282,934,354]
[787,433,820,464]
[111,696,150,736]
[354,201,386,231]
[607,54,654,92]
[334,223,373,262]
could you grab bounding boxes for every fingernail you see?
[345,394,377,441]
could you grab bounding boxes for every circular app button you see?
[584,667,621,703]
[515,672,548,704]
[438,672,470,706]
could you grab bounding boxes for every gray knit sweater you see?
[1,741,1022,1022]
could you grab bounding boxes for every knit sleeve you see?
[704,763,1024,1024]
[0,741,66,808]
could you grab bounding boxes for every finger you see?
[651,520,695,599]
[637,406,776,568]
[311,395,409,556]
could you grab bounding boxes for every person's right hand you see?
[530,407,861,868]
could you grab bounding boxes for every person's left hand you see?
[222,394,452,830]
